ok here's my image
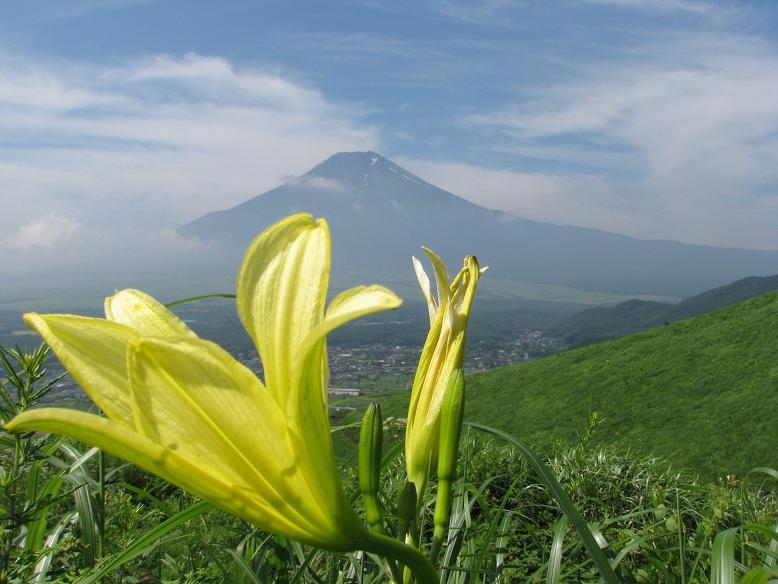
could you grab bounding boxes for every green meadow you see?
[3,292,778,582]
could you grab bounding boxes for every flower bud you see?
[431,369,465,562]
[406,252,482,503]
[359,402,384,533]
[396,481,417,542]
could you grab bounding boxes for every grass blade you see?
[710,527,738,584]
[547,515,568,584]
[225,549,263,584]
[165,293,236,307]
[465,421,623,584]
[33,510,78,583]
[77,500,213,584]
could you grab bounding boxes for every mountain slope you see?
[460,291,778,478]
[547,274,778,346]
[180,151,778,297]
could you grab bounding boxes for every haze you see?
[1,0,778,289]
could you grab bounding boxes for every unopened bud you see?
[359,402,383,533]
[396,481,417,542]
[431,369,465,562]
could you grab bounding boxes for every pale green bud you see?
[430,369,465,562]
[406,252,482,504]
[359,402,384,533]
[396,481,417,543]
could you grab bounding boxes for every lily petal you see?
[3,408,317,544]
[422,247,451,317]
[290,284,402,514]
[320,285,402,341]
[412,256,436,324]
[127,336,344,541]
[22,313,136,425]
[236,213,329,411]
[105,289,197,339]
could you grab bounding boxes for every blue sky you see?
[2,0,778,273]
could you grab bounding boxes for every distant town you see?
[13,324,566,413]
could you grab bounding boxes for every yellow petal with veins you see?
[105,289,197,338]
[3,408,322,545]
[22,313,136,425]
[413,256,436,324]
[236,213,329,414]
[290,284,402,515]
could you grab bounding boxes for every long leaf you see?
[547,515,568,584]
[33,510,78,583]
[711,527,739,584]
[60,444,99,568]
[495,513,512,582]
[25,474,64,553]
[465,421,623,584]
[380,438,405,471]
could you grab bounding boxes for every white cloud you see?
[462,33,778,249]
[6,213,81,250]
[284,175,350,193]
[0,53,378,272]
[397,157,655,236]
[0,64,117,110]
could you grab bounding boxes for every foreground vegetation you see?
[3,345,778,583]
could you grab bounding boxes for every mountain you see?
[379,291,778,478]
[547,274,778,346]
[180,151,778,298]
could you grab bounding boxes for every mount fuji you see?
[180,151,778,298]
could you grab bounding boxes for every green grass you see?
[466,290,778,478]
[547,274,778,347]
[377,291,778,479]
[4,312,778,582]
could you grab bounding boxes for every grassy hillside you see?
[544,298,670,345]
[374,291,778,479]
[467,290,778,478]
[547,274,778,346]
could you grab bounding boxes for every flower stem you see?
[359,530,437,584]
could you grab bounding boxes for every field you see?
[2,292,777,582]
[370,291,778,479]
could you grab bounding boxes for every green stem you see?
[98,448,106,558]
[429,536,443,566]
[359,530,437,584]
[387,559,404,584]
[0,436,23,574]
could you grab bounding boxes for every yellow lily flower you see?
[405,249,483,501]
[5,214,402,552]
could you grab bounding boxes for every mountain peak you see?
[179,150,778,297]
[304,150,430,191]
